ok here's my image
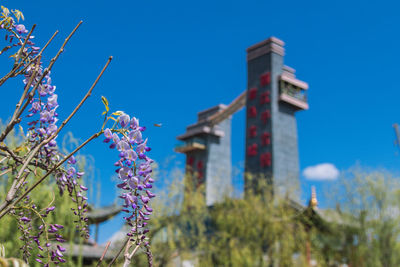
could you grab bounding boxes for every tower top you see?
[309,186,318,209]
[246,36,285,60]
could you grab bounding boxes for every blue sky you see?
[1,0,400,243]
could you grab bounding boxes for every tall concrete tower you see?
[245,37,308,197]
[175,105,233,206]
[176,37,308,204]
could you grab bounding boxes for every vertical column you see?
[179,104,232,207]
[273,65,301,199]
[205,116,232,206]
[244,37,285,194]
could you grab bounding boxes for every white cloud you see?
[302,163,339,181]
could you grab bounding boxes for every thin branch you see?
[0,168,11,177]
[96,241,111,267]
[129,244,141,258]
[0,141,44,212]
[0,52,112,217]
[0,131,101,219]
[0,145,23,164]
[0,150,51,172]
[0,21,82,143]
[37,31,59,57]
[123,244,141,267]
[55,55,113,137]
[15,25,36,66]
[14,30,59,77]
[7,56,40,142]
[0,24,36,86]
[108,237,130,267]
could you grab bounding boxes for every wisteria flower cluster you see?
[0,4,155,266]
[0,6,90,265]
[102,109,155,249]
[14,204,67,265]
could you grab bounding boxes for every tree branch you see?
[0,131,102,219]
[0,21,82,143]
[0,24,36,87]
[108,237,130,267]
[96,241,111,267]
[55,55,112,137]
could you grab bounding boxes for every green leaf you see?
[101,96,109,113]
[112,111,124,116]
[12,10,24,22]
[1,6,10,17]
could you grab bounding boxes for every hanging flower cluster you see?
[0,6,88,265]
[14,204,67,265]
[0,5,156,266]
[102,110,155,244]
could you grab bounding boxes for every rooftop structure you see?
[176,36,309,203]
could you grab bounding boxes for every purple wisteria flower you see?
[16,24,28,34]
[119,114,130,128]
[103,113,155,247]
[0,18,95,265]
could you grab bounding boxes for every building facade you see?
[176,37,308,204]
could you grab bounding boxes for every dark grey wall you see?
[245,53,273,188]
[245,40,300,199]
[183,107,232,206]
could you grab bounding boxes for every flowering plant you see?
[0,5,155,266]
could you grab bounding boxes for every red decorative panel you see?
[197,160,203,170]
[261,132,271,146]
[247,144,258,156]
[249,87,258,100]
[260,91,270,104]
[248,106,257,118]
[197,171,204,187]
[260,72,270,86]
[249,125,257,138]
[197,160,204,184]
[260,152,271,167]
[187,157,194,166]
[261,110,271,124]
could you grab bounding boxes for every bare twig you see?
[108,237,130,267]
[0,168,11,177]
[0,131,101,219]
[55,55,113,136]
[0,52,112,217]
[15,25,36,65]
[0,141,44,212]
[13,30,59,77]
[0,24,36,86]
[6,58,41,140]
[0,150,51,172]
[96,241,111,267]
[0,145,23,164]
[123,243,141,267]
[0,21,82,143]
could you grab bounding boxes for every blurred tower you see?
[175,105,233,206]
[245,37,308,198]
[176,37,309,204]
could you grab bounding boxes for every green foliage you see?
[0,6,23,29]
[324,169,400,267]
[0,256,28,267]
[129,167,400,267]
[0,126,93,266]
[129,170,309,267]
